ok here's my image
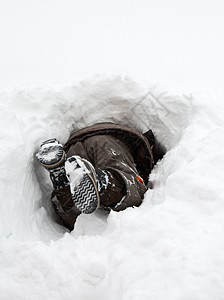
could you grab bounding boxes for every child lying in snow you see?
[36,122,156,231]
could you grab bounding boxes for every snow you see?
[1,77,224,299]
[1,0,224,299]
[65,156,92,190]
[36,141,63,164]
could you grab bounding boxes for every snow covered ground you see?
[1,1,224,299]
[1,77,224,300]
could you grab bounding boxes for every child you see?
[36,122,155,231]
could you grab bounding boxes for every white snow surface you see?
[0,76,224,299]
[1,0,224,298]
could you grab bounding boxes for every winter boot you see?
[36,139,69,190]
[65,156,108,214]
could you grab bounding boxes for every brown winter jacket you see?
[52,122,155,230]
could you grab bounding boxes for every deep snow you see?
[1,0,224,299]
[0,76,224,300]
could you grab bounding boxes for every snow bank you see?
[0,76,224,299]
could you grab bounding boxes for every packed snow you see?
[65,156,93,191]
[0,76,224,300]
[36,140,64,165]
[1,0,224,299]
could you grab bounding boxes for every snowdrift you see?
[0,76,224,299]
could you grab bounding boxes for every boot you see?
[36,139,69,190]
[65,156,108,214]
